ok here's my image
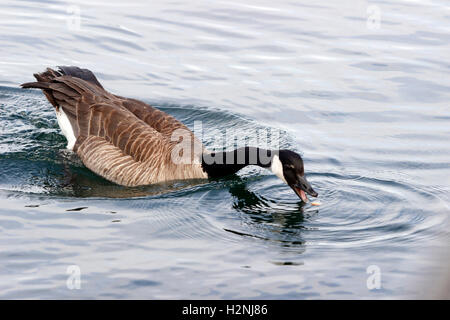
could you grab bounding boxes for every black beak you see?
[294,175,318,198]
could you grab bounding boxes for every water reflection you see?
[58,161,207,198]
[225,177,317,249]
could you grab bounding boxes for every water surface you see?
[0,0,449,299]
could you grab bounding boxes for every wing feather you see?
[22,67,208,186]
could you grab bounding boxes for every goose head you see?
[271,150,318,202]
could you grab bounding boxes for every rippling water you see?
[0,0,449,299]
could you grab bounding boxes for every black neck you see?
[201,147,274,178]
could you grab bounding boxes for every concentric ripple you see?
[208,171,448,251]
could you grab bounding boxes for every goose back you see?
[21,67,207,186]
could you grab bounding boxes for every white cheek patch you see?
[55,107,76,150]
[271,154,287,184]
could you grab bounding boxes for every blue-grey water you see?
[0,0,449,299]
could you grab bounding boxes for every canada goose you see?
[21,66,318,202]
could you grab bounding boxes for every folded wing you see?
[21,67,206,186]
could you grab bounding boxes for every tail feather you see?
[21,80,59,107]
[21,67,66,109]
[20,66,107,139]
[21,81,50,89]
[34,67,62,82]
[21,66,104,91]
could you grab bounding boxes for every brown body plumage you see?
[21,66,207,186]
